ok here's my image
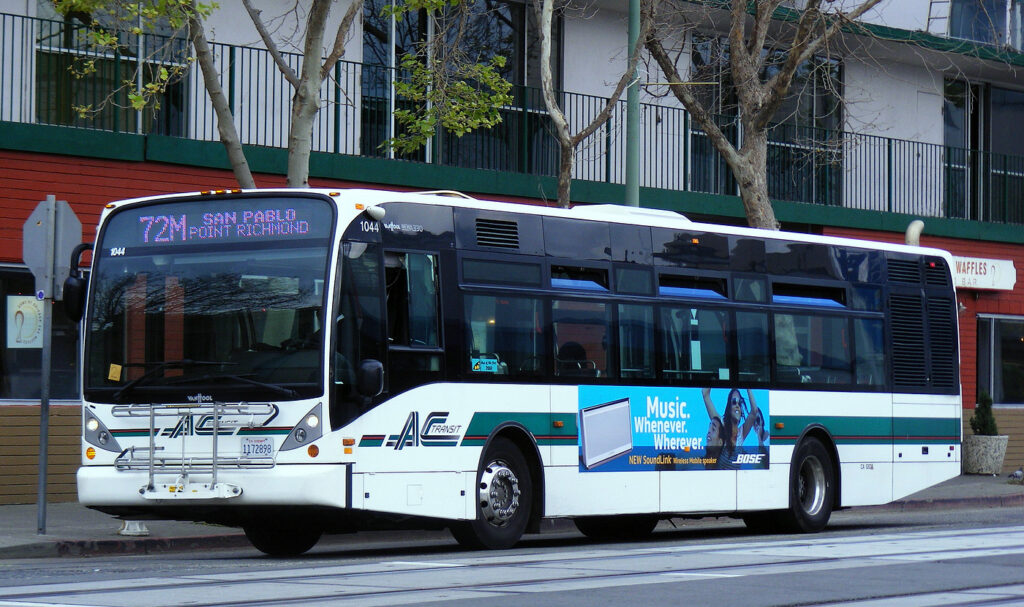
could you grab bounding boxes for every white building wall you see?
[196,0,364,154]
[858,0,935,33]
[843,57,946,216]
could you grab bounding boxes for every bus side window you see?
[618,304,655,378]
[465,294,545,377]
[553,300,609,379]
[385,252,439,347]
[775,313,852,385]
[854,318,885,386]
[660,306,731,382]
[736,311,770,382]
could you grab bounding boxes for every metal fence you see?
[3,11,1023,225]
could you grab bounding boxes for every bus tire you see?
[779,437,835,533]
[573,515,658,541]
[741,511,779,533]
[451,437,532,550]
[244,525,322,557]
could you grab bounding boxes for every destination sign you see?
[101,196,334,251]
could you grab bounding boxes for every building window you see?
[943,80,1024,223]
[978,316,1024,404]
[34,3,187,136]
[362,0,561,171]
[688,36,842,204]
[950,0,1023,50]
[1,268,79,400]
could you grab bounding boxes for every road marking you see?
[662,572,741,578]
[380,561,466,568]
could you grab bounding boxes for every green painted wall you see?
[4,121,1023,244]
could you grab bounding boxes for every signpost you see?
[22,196,82,535]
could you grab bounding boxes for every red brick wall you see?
[0,150,547,265]
[824,226,1024,414]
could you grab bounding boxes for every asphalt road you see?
[0,506,1021,607]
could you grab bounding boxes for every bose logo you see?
[734,453,766,465]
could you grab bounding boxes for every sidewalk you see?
[0,474,1021,559]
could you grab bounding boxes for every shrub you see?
[970,391,999,436]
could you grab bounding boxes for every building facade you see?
[0,0,1023,503]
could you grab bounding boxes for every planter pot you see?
[962,434,1009,475]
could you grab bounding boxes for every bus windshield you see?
[84,196,335,403]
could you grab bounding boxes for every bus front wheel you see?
[451,437,532,550]
[779,437,835,533]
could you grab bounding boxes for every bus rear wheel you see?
[244,525,322,557]
[778,437,835,533]
[574,515,658,541]
[451,437,532,550]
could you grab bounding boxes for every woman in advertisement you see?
[702,387,766,470]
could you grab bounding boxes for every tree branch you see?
[242,0,300,88]
[645,18,743,171]
[756,0,883,128]
[187,0,255,188]
[748,0,787,58]
[321,0,363,80]
[571,0,652,145]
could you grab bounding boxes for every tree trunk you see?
[287,80,320,187]
[286,0,331,188]
[557,142,573,207]
[188,4,255,189]
[736,130,780,230]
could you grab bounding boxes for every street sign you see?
[21,195,83,535]
[23,196,82,301]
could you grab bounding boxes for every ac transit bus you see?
[67,188,962,556]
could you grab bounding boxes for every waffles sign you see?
[952,257,1016,291]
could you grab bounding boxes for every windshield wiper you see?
[165,373,299,398]
[112,359,224,402]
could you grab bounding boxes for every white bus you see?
[67,188,962,555]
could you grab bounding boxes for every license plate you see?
[241,437,273,457]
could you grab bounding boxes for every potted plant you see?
[962,391,1009,475]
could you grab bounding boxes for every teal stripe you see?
[773,415,960,445]
[463,412,578,446]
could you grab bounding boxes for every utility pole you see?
[625,0,640,207]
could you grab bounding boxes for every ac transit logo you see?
[385,411,462,450]
[161,414,235,438]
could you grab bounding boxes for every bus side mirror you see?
[63,276,87,322]
[357,359,384,397]
[63,242,93,322]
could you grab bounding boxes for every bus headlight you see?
[84,410,122,453]
[280,403,323,451]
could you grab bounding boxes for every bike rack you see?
[112,398,277,500]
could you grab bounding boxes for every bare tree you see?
[53,1,507,189]
[241,0,362,187]
[186,0,255,188]
[535,0,650,207]
[644,0,883,229]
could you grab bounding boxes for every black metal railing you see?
[3,11,1023,225]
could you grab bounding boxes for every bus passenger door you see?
[384,251,444,395]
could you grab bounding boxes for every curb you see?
[882,493,1024,511]
[1,494,1020,559]
[1,533,250,560]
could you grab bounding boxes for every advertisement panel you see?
[579,386,770,471]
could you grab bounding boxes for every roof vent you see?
[476,218,519,249]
